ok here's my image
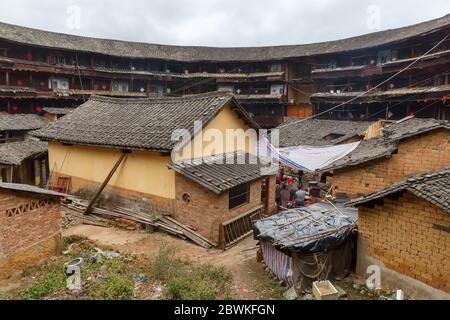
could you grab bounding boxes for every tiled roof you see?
[277,118,373,147]
[0,182,65,197]
[0,114,49,131]
[319,138,398,172]
[382,117,450,140]
[32,92,259,152]
[319,118,450,172]
[310,85,450,103]
[0,140,48,165]
[42,107,76,115]
[168,151,276,194]
[0,14,449,62]
[347,167,450,214]
[0,85,36,94]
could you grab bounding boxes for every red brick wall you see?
[174,173,267,245]
[265,175,277,215]
[330,130,450,198]
[0,190,62,256]
[358,192,450,293]
[0,189,62,279]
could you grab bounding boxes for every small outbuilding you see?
[0,183,64,280]
[253,202,357,293]
[348,168,450,299]
[0,140,48,186]
[169,151,277,248]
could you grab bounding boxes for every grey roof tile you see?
[319,118,450,172]
[42,107,76,115]
[0,140,48,165]
[32,92,259,152]
[0,114,49,131]
[347,167,450,214]
[0,182,65,197]
[277,118,373,147]
[168,151,276,194]
[0,14,449,61]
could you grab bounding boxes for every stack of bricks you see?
[358,192,450,293]
[330,129,450,198]
[0,189,62,280]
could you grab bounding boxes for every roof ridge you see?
[405,166,450,184]
[0,13,449,61]
[171,150,252,166]
[89,91,234,104]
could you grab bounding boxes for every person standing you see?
[290,179,299,205]
[275,182,281,207]
[295,189,307,207]
[280,183,291,209]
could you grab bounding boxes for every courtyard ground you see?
[0,223,395,300]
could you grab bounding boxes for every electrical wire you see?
[75,52,87,102]
[280,33,450,128]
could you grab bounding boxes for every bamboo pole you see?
[84,152,128,215]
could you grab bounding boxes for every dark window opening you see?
[323,133,345,141]
[229,183,250,209]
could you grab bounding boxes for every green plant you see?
[151,244,183,281]
[18,268,66,300]
[88,258,135,300]
[89,272,134,300]
[150,244,233,300]
[166,273,216,300]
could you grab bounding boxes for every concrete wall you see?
[356,192,450,298]
[330,129,450,198]
[0,189,62,280]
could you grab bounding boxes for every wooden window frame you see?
[229,182,250,210]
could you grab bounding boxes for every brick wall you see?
[265,175,277,215]
[0,189,62,279]
[174,173,267,245]
[358,192,450,293]
[330,130,450,198]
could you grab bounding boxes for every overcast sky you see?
[0,0,449,47]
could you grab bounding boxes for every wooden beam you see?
[84,151,128,215]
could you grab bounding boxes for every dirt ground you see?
[64,225,274,299]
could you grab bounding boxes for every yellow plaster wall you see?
[174,103,258,161]
[48,142,176,199]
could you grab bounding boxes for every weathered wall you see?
[47,103,257,209]
[174,104,258,161]
[48,142,176,200]
[265,175,277,215]
[330,130,450,198]
[357,192,450,295]
[0,190,62,280]
[65,175,175,214]
[43,112,58,122]
[174,173,266,245]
